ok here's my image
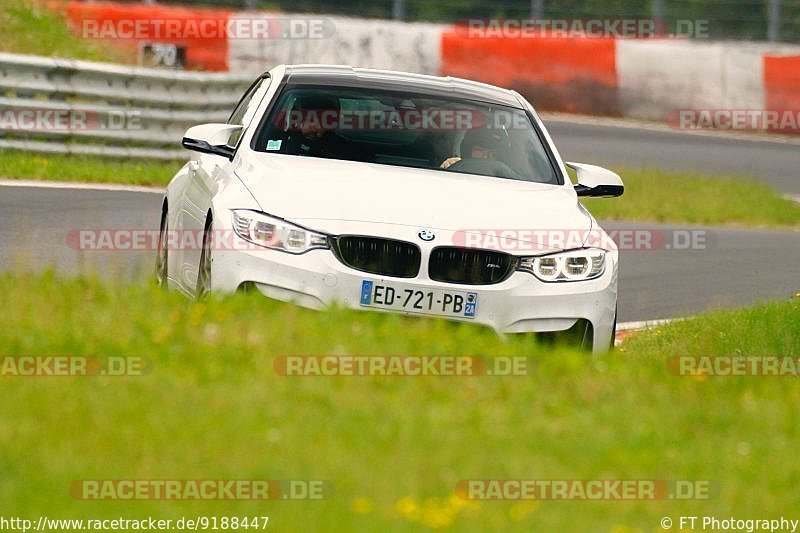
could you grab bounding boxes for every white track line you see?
[617,318,680,332]
[783,194,800,205]
[0,179,163,194]
[615,317,687,347]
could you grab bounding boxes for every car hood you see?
[234,153,593,250]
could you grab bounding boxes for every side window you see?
[227,75,271,147]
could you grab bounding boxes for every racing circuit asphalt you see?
[1,120,798,323]
[544,116,800,196]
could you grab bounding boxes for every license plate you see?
[359,280,478,319]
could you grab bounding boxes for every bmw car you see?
[157,64,624,352]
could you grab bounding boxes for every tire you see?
[155,204,169,288]
[578,319,594,352]
[538,319,594,352]
[196,215,213,298]
[609,306,618,351]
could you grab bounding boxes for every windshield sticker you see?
[266,139,282,151]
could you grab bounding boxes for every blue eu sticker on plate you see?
[464,292,478,318]
[360,280,373,305]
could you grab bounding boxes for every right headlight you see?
[231,210,329,254]
[517,248,606,282]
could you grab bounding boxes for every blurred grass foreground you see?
[0,272,798,530]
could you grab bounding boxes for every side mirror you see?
[566,162,624,198]
[182,123,243,160]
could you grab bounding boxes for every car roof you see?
[279,64,524,109]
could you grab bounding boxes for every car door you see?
[178,75,272,291]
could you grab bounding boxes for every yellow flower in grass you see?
[188,303,205,326]
[447,493,470,511]
[395,496,420,521]
[397,493,476,528]
[420,498,456,529]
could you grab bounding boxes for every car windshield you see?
[254,86,560,185]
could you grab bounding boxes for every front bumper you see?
[211,236,618,353]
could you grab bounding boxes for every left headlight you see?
[517,248,606,282]
[231,210,329,254]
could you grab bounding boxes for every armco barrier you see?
[0,52,252,160]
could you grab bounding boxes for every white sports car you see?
[158,64,624,352]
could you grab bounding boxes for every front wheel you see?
[609,306,618,351]
[155,206,168,288]
[538,319,594,352]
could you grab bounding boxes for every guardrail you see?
[0,52,254,160]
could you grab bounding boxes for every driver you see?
[282,94,351,159]
[440,128,507,169]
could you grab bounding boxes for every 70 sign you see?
[140,43,186,69]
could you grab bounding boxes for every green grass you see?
[0,151,178,187]
[582,167,800,228]
[1,272,799,531]
[0,0,130,63]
